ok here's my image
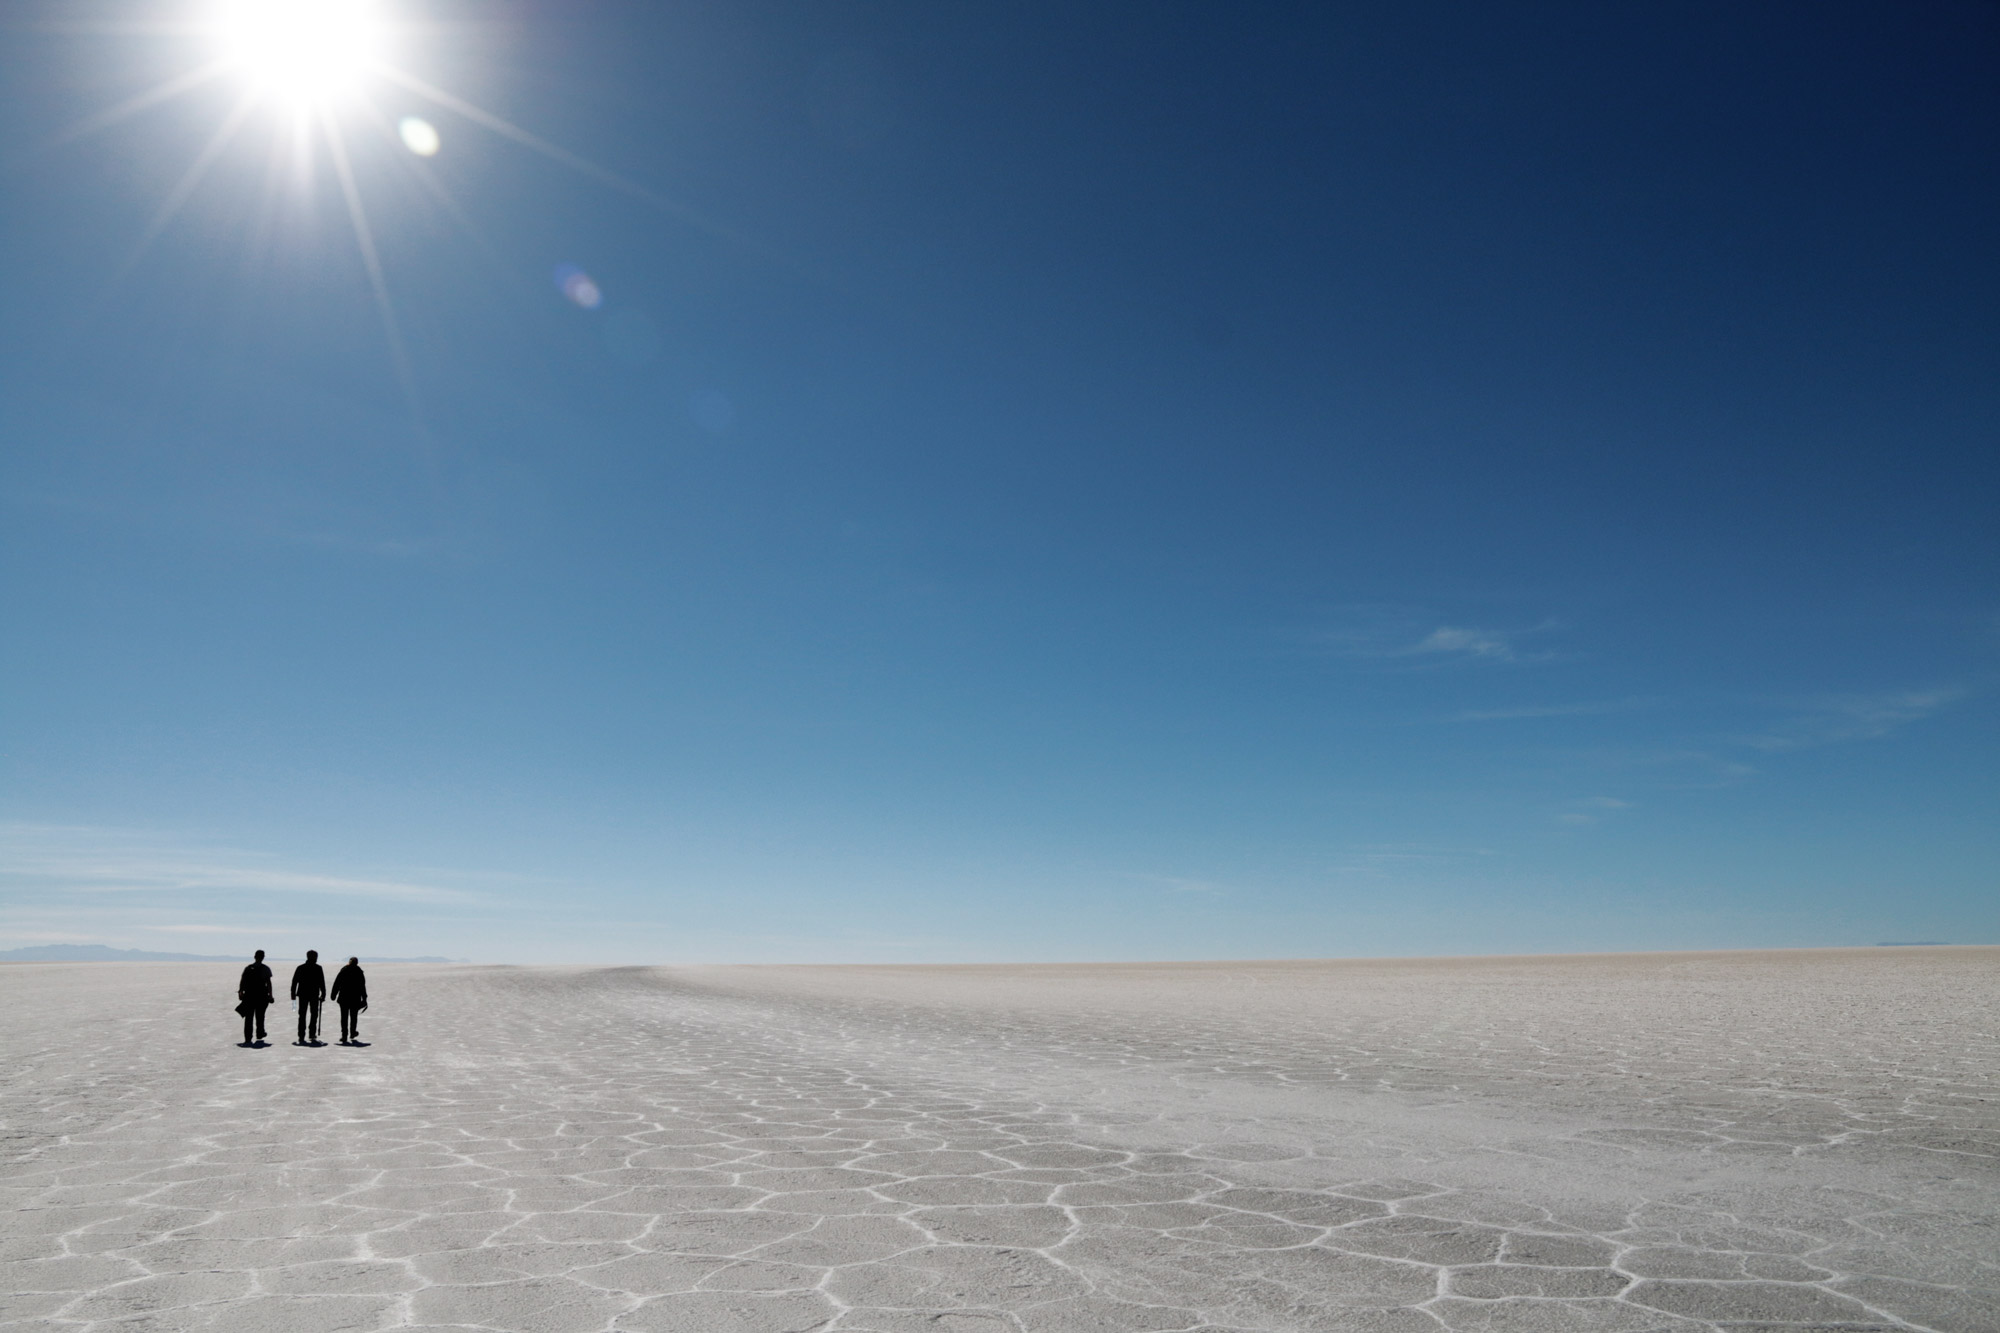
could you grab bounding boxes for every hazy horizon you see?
[2,920,1993,967]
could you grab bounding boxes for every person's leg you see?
[243,1007,254,1044]
[254,1002,268,1041]
[308,999,322,1042]
[339,1004,354,1041]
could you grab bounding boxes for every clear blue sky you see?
[2,1,1995,963]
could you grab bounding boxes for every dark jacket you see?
[330,964,367,1008]
[290,961,326,1003]
[238,961,273,1004]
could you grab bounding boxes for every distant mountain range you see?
[0,944,464,963]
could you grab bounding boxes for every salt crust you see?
[1,948,1994,1331]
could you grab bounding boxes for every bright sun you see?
[82,0,702,446]
[212,0,384,104]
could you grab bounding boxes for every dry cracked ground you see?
[1,948,1995,1333]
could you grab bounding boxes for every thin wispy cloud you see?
[0,929,120,944]
[1593,748,1761,791]
[1325,844,1496,880]
[1449,697,1661,722]
[1525,686,1963,800]
[1410,626,1519,660]
[0,824,479,905]
[1557,796,1634,826]
[1309,606,1560,666]
[1742,687,1967,753]
[1121,872,1226,895]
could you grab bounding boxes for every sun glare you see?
[86,0,700,426]
[213,0,384,104]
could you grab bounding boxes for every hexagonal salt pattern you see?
[1,949,1994,1332]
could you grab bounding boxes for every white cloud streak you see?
[1742,688,1967,753]
[1311,606,1559,666]
[1556,796,1634,826]
[1121,872,1225,895]
[1410,626,1519,660]
[1450,698,1660,722]
[0,824,479,905]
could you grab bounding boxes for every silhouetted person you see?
[292,950,326,1045]
[331,957,367,1043]
[238,949,273,1044]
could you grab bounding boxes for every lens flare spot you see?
[554,263,603,309]
[398,116,440,156]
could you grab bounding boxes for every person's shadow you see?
[238,1040,270,1048]
[340,1040,372,1048]
[295,1039,327,1047]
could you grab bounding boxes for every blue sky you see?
[2,1,1995,963]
